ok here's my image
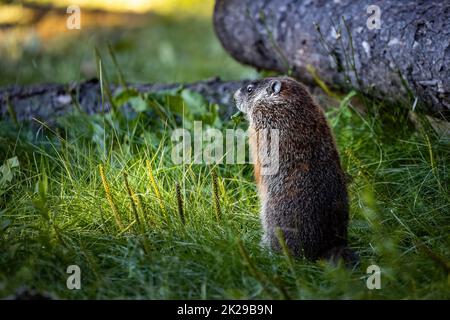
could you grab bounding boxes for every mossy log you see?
[214,0,450,120]
[0,78,245,125]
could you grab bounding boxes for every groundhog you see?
[234,77,358,266]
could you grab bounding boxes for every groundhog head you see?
[233,77,316,127]
[234,77,283,114]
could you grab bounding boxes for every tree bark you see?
[213,0,450,120]
[0,78,246,125]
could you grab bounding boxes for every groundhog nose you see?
[233,90,240,104]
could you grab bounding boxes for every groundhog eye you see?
[246,85,254,93]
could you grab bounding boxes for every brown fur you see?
[234,77,358,266]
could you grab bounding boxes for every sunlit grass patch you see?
[0,81,449,298]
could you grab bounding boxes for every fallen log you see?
[213,0,450,120]
[0,78,246,125]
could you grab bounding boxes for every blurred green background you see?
[0,0,258,86]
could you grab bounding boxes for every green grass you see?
[0,83,449,299]
[0,11,257,86]
[0,3,449,300]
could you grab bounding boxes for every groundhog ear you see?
[268,80,282,95]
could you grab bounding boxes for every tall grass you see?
[0,76,448,299]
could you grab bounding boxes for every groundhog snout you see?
[233,89,245,113]
[233,89,239,104]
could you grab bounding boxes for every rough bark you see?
[214,0,450,120]
[0,78,246,125]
